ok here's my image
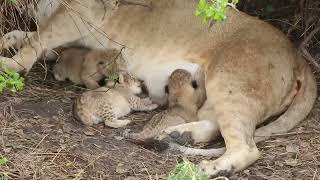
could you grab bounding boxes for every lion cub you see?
[73,72,158,128]
[53,47,126,89]
[124,68,206,140]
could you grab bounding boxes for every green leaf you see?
[1,173,9,180]
[0,76,5,82]
[195,0,239,24]
[0,157,8,165]
[198,0,208,10]
[167,158,209,180]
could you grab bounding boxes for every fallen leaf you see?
[83,131,95,136]
[286,143,299,154]
[116,163,129,174]
[114,136,124,141]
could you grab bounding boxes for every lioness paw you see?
[199,160,234,178]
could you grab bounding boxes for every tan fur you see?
[53,48,126,89]
[0,0,317,177]
[73,72,158,128]
[124,68,206,140]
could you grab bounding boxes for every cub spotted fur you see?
[53,47,126,89]
[73,72,158,128]
[124,68,206,140]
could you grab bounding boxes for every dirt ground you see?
[1,1,320,180]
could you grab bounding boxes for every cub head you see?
[52,63,67,81]
[106,72,142,94]
[97,49,128,76]
[165,69,199,107]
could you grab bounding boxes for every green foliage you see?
[167,158,210,180]
[105,73,120,83]
[0,157,9,180]
[0,65,24,93]
[5,0,17,4]
[0,157,8,166]
[73,175,82,180]
[196,0,239,23]
[1,173,9,180]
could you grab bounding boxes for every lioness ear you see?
[165,85,169,94]
[192,80,198,89]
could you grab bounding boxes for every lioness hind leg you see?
[254,62,317,143]
[198,112,260,177]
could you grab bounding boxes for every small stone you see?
[285,158,298,166]
[4,147,12,153]
[52,116,59,121]
[116,163,129,174]
[62,124,72,133]
[286,143,299,154]
[83,131,95,136]
[114,136,124,141]
[123,177,140,180]
[275,161,284,167]
[243,169,250,175]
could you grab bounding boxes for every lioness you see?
[0,0,316,177]
[124,68,206,140]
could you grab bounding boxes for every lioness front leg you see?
[0,3,100,72]
[198,110,260,177]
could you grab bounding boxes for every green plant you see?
[0,157,8,166]
[0,65,24,93]
[0,157,9,180]
[0,173,9,180]
[196,0,239,23]
[5,0,17,4]
[105,72,119,83]
[167,158,210,180]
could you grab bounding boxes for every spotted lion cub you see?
[124,68,206,140]
[73,73,158,128]
[53,47,126,89]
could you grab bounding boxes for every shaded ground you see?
[1,0,320,180]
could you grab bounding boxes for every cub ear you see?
[191,80,198,89]
[118,73,124,83]
[164,85,169,94]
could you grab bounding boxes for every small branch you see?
[299,25,320,70]
[255,130,320,138]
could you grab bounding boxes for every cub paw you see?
[148,103,158,110]
[142,98,153,105]
[157,130,195,145]
[105,119,131,128]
